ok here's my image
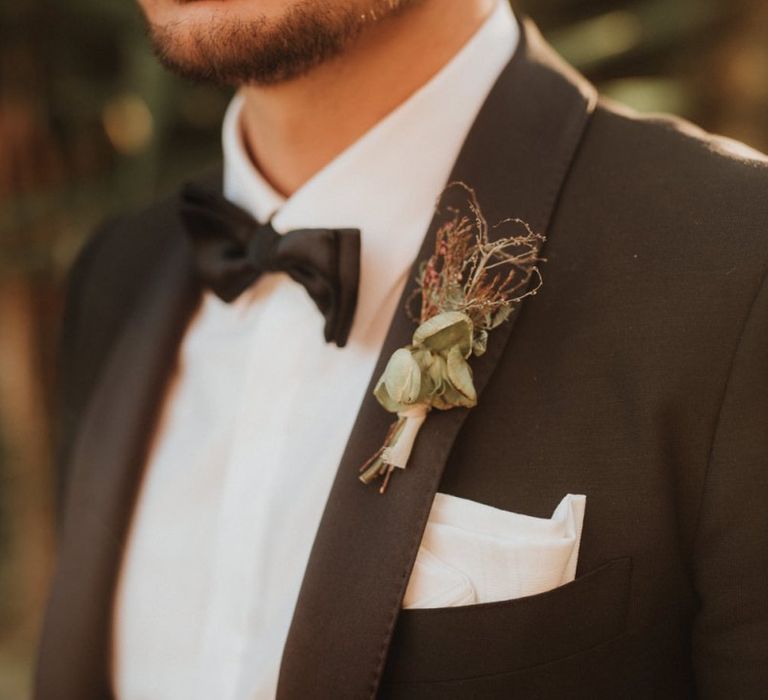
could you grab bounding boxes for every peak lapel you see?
[35,203,201,700]
[278,18,597,699]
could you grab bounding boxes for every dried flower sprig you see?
[409,181,545,356]
[359,181,546,493]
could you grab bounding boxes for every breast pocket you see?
[383,557,632,684]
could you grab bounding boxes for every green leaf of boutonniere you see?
[413,311,473,356]
[382,348,422,405]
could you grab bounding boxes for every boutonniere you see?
[359,182,546,493]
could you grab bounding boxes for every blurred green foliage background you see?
[0,0,766,695]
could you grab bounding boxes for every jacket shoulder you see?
[581,98,768,216]
[76,191,186,299]
[73,165,221,308]
[54,186,199,508]
[562,98,768,273]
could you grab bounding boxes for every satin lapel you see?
[278,19,597,699]
[35,208,201,700]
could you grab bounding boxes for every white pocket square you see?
[403,493,586,609]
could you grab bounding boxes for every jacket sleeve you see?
[692,266,768,697]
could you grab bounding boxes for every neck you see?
[238,0,496,197]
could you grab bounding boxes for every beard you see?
[144,0,420,87]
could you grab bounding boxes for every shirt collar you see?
[221,0,520,340]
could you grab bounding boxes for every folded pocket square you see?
[403,493,586,609]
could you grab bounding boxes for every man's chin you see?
[141,0,286,29]
[138,0,272,85]
[141,0,337,87]
[140,0,418,87]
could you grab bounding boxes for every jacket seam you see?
[691,261,768,552]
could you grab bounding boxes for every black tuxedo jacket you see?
[35,18,768,700]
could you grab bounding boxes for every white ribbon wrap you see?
[382,404,429,470]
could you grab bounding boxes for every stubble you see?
[145,0,421,86]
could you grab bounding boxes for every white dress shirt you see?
[113,3,519,698]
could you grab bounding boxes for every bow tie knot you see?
[179,183,360,347]
[241,225,280,271]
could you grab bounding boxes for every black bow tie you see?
[179,183,361,347]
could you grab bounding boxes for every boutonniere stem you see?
[359,182,545,494]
